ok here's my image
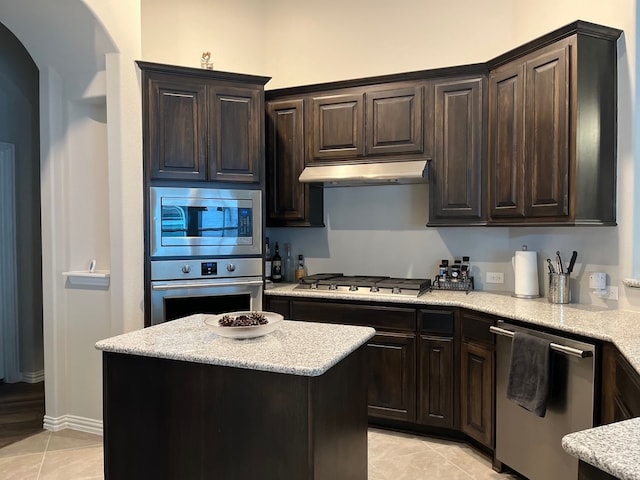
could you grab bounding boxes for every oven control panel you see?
[151,258,263,281]
[201,262,217,276]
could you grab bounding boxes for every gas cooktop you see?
[295,273,431,297]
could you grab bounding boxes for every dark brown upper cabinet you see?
[308,92,365,162]
[138,61,270,185]
[428,75,487,226]
[265,98,324,227]
[306,82,426,165]
[365,85,424,156]
[488,22,622,225]
[144,73,208,181]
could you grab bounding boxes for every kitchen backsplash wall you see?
[267,184,621,307]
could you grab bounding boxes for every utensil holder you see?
[548,273,571,304]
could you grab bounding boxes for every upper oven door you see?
[150,186,262,258]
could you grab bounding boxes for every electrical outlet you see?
[486,272,504,284]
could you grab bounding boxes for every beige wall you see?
[141,0,268,75]
[141,0,640,308]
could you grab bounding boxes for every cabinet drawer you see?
[418,309,455,335]
[461,311,495,345]
[291,300,416,331]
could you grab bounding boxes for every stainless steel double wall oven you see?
[148,186,263,326]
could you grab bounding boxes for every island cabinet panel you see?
[459,310,495,449]
[601,343,640,424]
[103,348,368,480]
[266,98,324,227]
[429,76,486,226]
[365,85,424,156]
[308,92,365,162]
[208,85,263,183]
[146,74,208,181]
[577,461,620,480]
[138,61,269,185]
[487,22,621,225]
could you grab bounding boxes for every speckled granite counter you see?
[96,313,375,376]
[562,418,640,480]
[99,312,373,479]
[267,283,640,479]
[265,283,640,374]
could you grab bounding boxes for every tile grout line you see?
[35,431,52,480]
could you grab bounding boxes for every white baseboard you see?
[44,414,103,436]
[21,370,45,383]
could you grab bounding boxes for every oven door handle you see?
[489,325,593,359]
[152,280,264,291]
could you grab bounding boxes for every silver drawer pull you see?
[489,326,593,359]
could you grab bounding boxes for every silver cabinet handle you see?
[489,326,593,359]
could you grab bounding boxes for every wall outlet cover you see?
[486,272,504,284]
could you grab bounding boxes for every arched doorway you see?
[0,19,44,447]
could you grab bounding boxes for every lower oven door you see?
[150,277,263,326]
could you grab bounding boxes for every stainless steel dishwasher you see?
[491,321,596,480]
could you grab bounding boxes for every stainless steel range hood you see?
[298,159,430,186]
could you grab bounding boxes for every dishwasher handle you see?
[489,325,593,359]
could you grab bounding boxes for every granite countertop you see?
[265,283,640,374]
[267,283,640,478]
[95,314,375,377]
[562,418,640,480]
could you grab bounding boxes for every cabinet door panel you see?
[365,86,423,156]
[367,332,416,422]
[309,93,364,162]
[209,86,261,183]
[431,77,485,222]
[524,46,569,217]
[418,336,453,428]
[266,100,306,222]
[461,340,493,448]
[148,76,207,180]
[488,66,525,217]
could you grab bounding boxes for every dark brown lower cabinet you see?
[460,339,493,448]
[578,461,619,480]
[418,335,454,428]
[601,342,640,424]
[103,348,368,480]
[367,332,416,422]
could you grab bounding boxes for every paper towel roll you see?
[512,250,539,298]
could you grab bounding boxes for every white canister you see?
[512,246,539,298]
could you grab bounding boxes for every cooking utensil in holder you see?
[548,273,570,304]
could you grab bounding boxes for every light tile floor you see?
[0,428,521,479]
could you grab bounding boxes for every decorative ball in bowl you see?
[204,311,283,339]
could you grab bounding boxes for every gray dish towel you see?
[506,332,551,417]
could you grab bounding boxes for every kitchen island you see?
[95,314,375,480]
[563,418,640,480]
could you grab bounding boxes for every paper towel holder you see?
[512,245,540,299]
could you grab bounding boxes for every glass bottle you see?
[271,242,282,282]
[295,254,306,281]
[284,243,294,283]
[264,238,272,281]
[461,256,470,280]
